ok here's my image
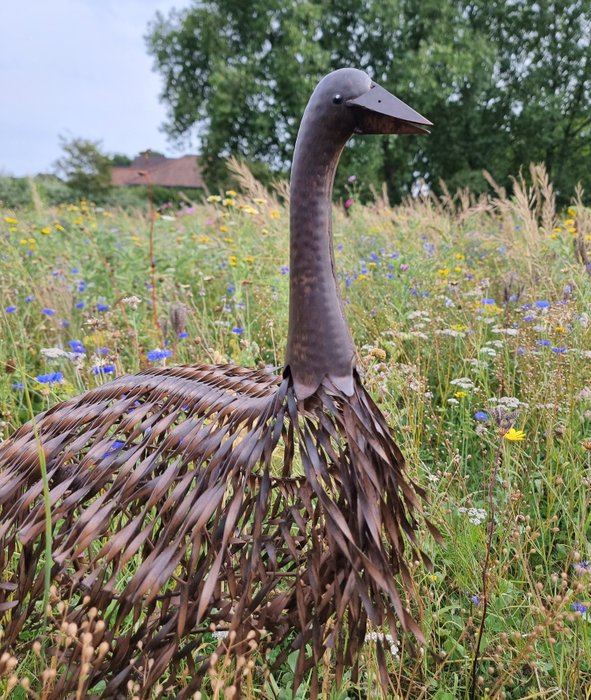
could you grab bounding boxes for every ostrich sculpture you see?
[0,68,436,697]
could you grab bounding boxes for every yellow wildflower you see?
[54,223,65,232]
[554,325,565,333]
[225,189,237,197]
[222,198,235,207]
[243,256,254,263]
[368,262,376,267]
[269,210,281,220]
[253,197,266,205]
[454,391,467,398]
[438,268,450,276]
[9,227,17,233]
[564,218,575,227]
[219,226,229,233]
[549,234,558,239]
[4,216,17,224]
[454,266,462,272]
[40,227,51,235]
[503,427,526,442]
[223,237,234,244]
[567,207,576,217]
[207,195,221,203]
[567,227,577,234]
[455,253,465,260]
[552,227,561,233]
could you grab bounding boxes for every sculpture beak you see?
[347,82,432,135]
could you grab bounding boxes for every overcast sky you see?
[0,0,188,176]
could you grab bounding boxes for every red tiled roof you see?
[111,155,204,188]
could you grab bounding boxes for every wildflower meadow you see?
[1,165,590,698]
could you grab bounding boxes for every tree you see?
[54,136,112,197]
[146,1,591,203]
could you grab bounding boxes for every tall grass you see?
[0,167,590,698]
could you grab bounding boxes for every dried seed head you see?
[169,303,189,336]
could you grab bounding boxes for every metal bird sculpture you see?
[0,68,436,698]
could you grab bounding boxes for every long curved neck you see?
[285,112,356,400]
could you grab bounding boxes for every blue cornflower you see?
[178,332,189,339]
[75,301,85,309]
[232,327,244,335]
[92,365,116,375]
[280,266,289,274]
[470,595,481,605]
[369,252,380,262]
[61,321,70,327]
[571,602,588,614]
[227,285,236,294]
[71,268,80,274]
[552,347,567,354]
[11,382,24,390]
[474,411,489,422]
[25,296,34,302]
[147,349,172,361]
[524,315,535,322]
[69,340,86,354]
[96,303,110,312]
[78,281,86,292]
[574,561,591,575]
[481,298,496,305]
[516,347,527,354]
[97,347,110,355]
[41,308,56,316]
[536,339,551,347]
[102,440,125,458]
[535,300,550,309]
[345,277,353,287]
[4,306,17,313]
[36,372,64,384]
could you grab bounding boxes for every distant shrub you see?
[0,176,31,208]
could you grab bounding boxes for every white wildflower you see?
[458,507,487,526]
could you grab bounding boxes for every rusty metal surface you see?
[0,68,435,698]
[286,68,430,399]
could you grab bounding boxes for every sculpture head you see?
[303,67,431,138]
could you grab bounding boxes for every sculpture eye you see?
[332,94,343,105]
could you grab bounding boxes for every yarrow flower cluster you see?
[364,631,400,657]
[458,507,487,525]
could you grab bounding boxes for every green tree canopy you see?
[54,136,112,197]
[146,0,591,203]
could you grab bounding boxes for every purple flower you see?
[177,332,189,339]
[280,266,289,275]
[574,561,591,575]
[344,198,353,209]
[399,264,409,272]
[96,303,110,312]
[41,308,56,316]
[147,349,172,361]
[347,175,357,183]
[232,327,244,335]
[97,347,110,355]
[71,268,80,274]
[536,339,551,347]
[571,602,588,614]
[102,440,125,458]
[535,300,550,309]
[470,595,481,605]
[11,382,24,390]
[75,301,85,309]
[69,340,86,354]
[25,295,34,302]
[4,306,17,313]
[78,281,86,292]
[474,411,489,422]
[551,347,567,354]
[481,298,496,305]
[92,365,116,375]
[36,372,64,384]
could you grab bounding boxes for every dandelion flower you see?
[503,427,526,442]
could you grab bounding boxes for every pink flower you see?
[400,263,409,271]
[347,175,357,183]
[344,198,353,209]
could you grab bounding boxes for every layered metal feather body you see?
[0,364,429,696]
